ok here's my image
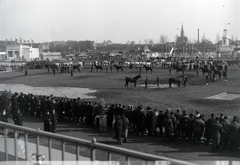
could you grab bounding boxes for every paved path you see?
[1,116,239,162]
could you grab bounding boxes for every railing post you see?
[76,145,80,161]
[91,138,96,161]
[107,152,112,161]
[14,130,18,161]
[36,128,40,156]
[48,138,52,161]
[4,128,8,161]
[62,141,65,161]
[25,133,28,160]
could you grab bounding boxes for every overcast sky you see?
[0,0,239,43]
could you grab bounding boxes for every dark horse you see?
[175,65,185,74]
[169,77,181,89]
[199,66,210,76]
[125,74,141,89]
[113,64,123,72]
[143,65,153,74]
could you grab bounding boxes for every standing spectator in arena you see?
[70,67,73,77]
[145,76,148,89]
[157,76,159,87]
[168,64,172,75]
[183,75,188,88]
[193,115,205,144]
[210,117,223,152]
[228,116,240,151]
[24,66,28,76]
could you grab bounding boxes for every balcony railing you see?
[0,121,198,165]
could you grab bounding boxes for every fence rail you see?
[0,121,198,165]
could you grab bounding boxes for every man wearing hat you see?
[145,107,153,136]
[11,93,23,126]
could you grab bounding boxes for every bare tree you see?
[201,34,205,42]
[138,39,142,44]
[144,39,149,45]
[215,33,221,43]
[160,35,168,44]
[149,39,154,46]
[126,40,130,45]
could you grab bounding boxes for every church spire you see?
[181,22,184,37]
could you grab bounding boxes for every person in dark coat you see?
[204,113,216,145]
[162,113,173,142]
[210,117,223,152]
[180,110,189,140]
[51,109,57,133]
[220,116,230,149]
[11,93,23,126]
[228,116,240,151]
[145,107,154,136]
[114,114,124,144]
[193,115,205,144]
[135,106,146,136]
[122,114,129,143]
[43,110,52,132]
[157,110,165,137]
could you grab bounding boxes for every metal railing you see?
[0,121,197,165]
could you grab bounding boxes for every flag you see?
[15,38,18,42]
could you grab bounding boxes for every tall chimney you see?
[198,28,199,43]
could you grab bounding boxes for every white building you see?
[216,29,234,58]
[42,52,61,61]
[6,44,39,61]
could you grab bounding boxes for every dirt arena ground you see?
[1,63,240,162]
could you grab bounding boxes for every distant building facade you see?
[42,52,61,61]
[6,43,39,61]
[216,29,234,58]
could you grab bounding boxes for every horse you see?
[175,65,185,74]
[93,63,103,72]
[169,77,181,89]
[199,66,210,76]
[143,65,153,74]
[113,64,123,72]
[125,74,141,89]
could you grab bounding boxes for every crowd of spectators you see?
[0,90,240,151]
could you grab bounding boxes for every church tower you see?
[181,23,185,38]
[222,29,229,46]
